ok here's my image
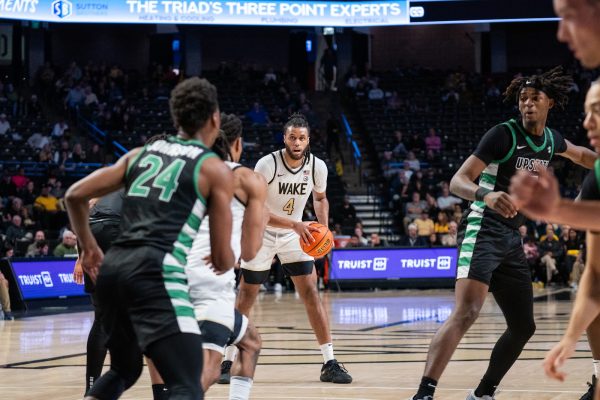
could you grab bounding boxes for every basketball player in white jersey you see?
[234,113,352,384]
[147,113,267,400]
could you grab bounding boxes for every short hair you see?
[503,66,573,110]
[169,77,219,136]
[408,223,417,230]
[212,113,243,160]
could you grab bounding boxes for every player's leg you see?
[229,313,260,400]
[412,214,502,400]
[85,291,108,395]
[147,358,169,400]
[584,316,600,400]
[237,232,276,316]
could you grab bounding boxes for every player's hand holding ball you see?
[299,222,334,257]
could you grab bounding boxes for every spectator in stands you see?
[399,224,427,247]
[0,113,10,136]
[263,68,277,85]
[64,83,85,111]
[70,143,86,163]
[11,168,29,190]
[368,82,384,100]
[87,143,104,164]
[27,94,42,117]
[415,211,435,239]
[392,130,408,158]
[26,131,50,150]
[8,197,26,219]
[518,224,529,241]
[407,132,425,153]
[369,233,386,247]
[53,230,78,257]
[434,211,450,235]
[452,203,463,223]
[429,233,440,247]
[0,175,16,200]
[326,113,343,162]
[346,73,360,92]
[539,225,564,285]
[26,230,46,257]
[3,244,13,258]
[355,226,369,246]
[54,140,71,165]
[51,117,69,139]
[437,186,462,211]
[425,193,440,218]
[404,151,421,171]
[84,86,99,108]
[246,102,271,126]
[340,197,357,227]
[0,271,14,320]
[345,234,362,248]
[441,221,458,247]
[5,215,27,244]
[50,180,66,199]
[34,184,59,213]
[425,127,442,153]
[18,181,36,206]
[38,144,53,163]
[563,228,584,287]
[403,192,428,233]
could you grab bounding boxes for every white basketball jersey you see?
[254,150,328,233]
[186,161,245,308]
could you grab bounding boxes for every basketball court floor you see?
[0,288,593,399]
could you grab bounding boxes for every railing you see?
[78,114,129,158]
[0,160,104,177]
[341,114,362,168]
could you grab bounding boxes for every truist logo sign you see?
[331,248,458,280]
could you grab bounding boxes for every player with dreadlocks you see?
[233,112,353,384]
[410,66,596,400]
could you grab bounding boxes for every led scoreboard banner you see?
[0,0,558,27]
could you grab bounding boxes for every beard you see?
[285,144,305,161]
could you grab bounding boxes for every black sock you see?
[474,379,497,397]
[415,376,437,398]
[152,384,169,400]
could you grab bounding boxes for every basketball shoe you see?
[466,390,495,400]
[580,375,596,400]
[320,359,352,383]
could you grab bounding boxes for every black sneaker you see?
[3,312,14,321]
[320,359,352,384]
[217,360,232,384]
[408,396,433,400]
[580,375,597,400]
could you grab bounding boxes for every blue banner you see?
[330,247,458,280]
[0,0,408,26]
[11,258,86,299]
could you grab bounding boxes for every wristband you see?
[475,187,493,202]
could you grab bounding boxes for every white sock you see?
[593,360,600,377]
[224,345,238,362]
[320,343,334,363]
[229,376,253,400]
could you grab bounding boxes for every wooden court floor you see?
[0,288,595,399]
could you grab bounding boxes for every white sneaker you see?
[259,284,267,292]
[274,283,283,293]
[466,390,494,400]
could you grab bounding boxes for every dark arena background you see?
[0,0,598,399]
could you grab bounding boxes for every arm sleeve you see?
[313,158,328,193]
[552,129,568,154]
[254,155,275,184]
[472,124,513,165]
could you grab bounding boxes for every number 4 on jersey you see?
[283,198,295,215]
[128,154,186,202]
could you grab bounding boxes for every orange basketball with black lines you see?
[300,223,334,257]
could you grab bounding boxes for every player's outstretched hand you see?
[80,246,104,283]
[293,221,319,247]
[73,258,84,285]
[543,338,577,382]
[483,191,519,219]
[510,168,560,220]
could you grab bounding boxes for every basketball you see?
[300,223,334,257]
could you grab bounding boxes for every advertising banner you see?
[0,0,409,26]
[330,247,457,280]
[10,258,86,299]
